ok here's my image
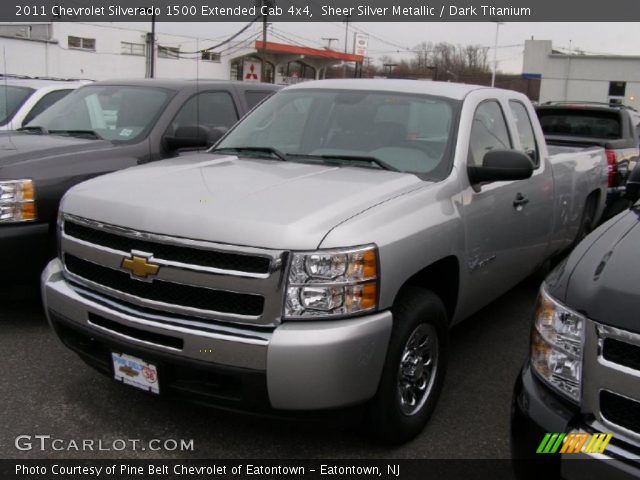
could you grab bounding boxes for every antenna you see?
[3,47,15,150]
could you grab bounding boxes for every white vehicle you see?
[0,77,90,131]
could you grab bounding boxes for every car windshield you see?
[25,85,172,141]
[0,85,34,126]
[216,89,458,178]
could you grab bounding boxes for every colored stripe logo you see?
[536,433,612,454]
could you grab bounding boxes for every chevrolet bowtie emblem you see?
[121,253,160,280]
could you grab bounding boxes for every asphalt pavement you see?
[0,277,538,459]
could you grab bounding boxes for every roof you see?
[283,78,489,100]
[255,41,364,63]
[89,78,280,91]
[0,78,89,88]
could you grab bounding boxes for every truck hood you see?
[62,154,426,250]
[549,209,640,332]
[0,132,112,169]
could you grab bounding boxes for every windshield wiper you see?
[49,129,102,140]
[210,146,288,162]
[288,154,399,172]
[17,125,48,134]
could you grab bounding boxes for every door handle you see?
[513,193,529,210]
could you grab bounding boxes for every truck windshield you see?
[25,85,171,141]
[0,86,34,126]
[216,89,458,178]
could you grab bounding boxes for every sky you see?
[145,21,640,73]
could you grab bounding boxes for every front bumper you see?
[42,259,392,411]
[0,222,50,278]
[511,362,640,479]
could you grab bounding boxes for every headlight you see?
[530,286,586,402]
[285,245,378,318]
[0,179,37,223]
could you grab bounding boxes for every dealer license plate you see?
[111,352,160,394]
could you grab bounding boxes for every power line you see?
[179,17,261,54]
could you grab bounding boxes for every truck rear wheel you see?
[366,287,449,443]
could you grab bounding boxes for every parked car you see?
[536,101,640,218]
[511,165,640,478]
[0,77,89,131]
[42,79,607,443]
[0,79,280,279]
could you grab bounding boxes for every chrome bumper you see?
[42,259,392,410]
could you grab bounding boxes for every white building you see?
[523,39,640,107]
[0,22,363,84]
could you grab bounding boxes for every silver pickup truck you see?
[41,80,608,443]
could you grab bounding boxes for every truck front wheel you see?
[366,287,449,443]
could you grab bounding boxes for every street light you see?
[491,21,503,87]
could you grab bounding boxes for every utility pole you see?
[261,0,271,83]
[491,21,503,87]
[149,13,156,78]
[343,14,350,78]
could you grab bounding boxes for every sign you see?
[353,32,368,56]
[243,60,262,81]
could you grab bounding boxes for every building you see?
[523,39,640,107]
[0,22,363,84]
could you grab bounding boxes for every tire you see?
[574,196,597,246]
[366,287,449,444]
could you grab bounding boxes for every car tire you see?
[366,287,449,444]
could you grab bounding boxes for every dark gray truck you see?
[512,165,640,478]
[0,79,279,280]
[536,102,640,219]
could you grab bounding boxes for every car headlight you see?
[0,179,37,223]
[530,286,586,402]
[284,245,378,318]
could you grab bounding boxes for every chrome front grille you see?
[583,320,640,440]
[60,214,288,327]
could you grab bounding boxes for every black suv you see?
[536,102,640,218]
[511,164,640,478]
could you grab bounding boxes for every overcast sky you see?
[146,21,640,73]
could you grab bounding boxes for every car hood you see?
[549,209,640,332]
[62,154,427,250]
[0,132,112,169]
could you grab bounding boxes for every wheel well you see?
[397,256,459,322]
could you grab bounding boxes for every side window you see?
[170,91,239,136]
[22,89,72,126]
[245,90,274,110]
[468,100,512,166]
[509,100,539,166]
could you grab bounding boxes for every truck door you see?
[461,99,553,312]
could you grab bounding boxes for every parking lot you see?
[1,277,537,460]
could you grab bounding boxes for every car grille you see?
[60,215,287,326]
[600,391,640,435]
[582,321,640,440]
[64,220,271,274]
[65,254,264,316]
[603,338,640,371]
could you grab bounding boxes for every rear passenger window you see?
[468,100,512,166]
[245,90,274,110]
[509,100,539,166]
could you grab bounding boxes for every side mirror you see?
[468,149,534,184]
[625,163,640,203]
[163,125,210,152]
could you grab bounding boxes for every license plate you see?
[111,352,160,394]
